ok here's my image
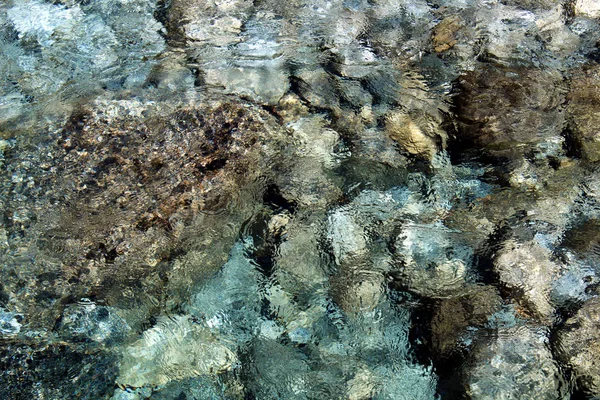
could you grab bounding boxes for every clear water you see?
[1,0,600,399]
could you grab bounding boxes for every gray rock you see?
[328,208,368,266]
[58,301,131,344]
[494,240,561,322]
[393,222,473,298]
[294,68,340,109]
[557,297,600,396]
[464,325,567,400]
[187,239,263,345]
[336,78,373,108]
[0,307,22,336]
[116,315,237,388]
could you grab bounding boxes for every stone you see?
[293,68,340,109]
[453,65,565,158]
[329,45,381,79]
[0,340,118,399]
[346,368,377,400]
[117,315,237,388]
[327,208,368,266]
[385,110,447,160]
[186,239,263,345]
[3,0,164,111]
[392,222,472,298]
[429,286,503,358]
[202,63,289,105]
[243,339,310,398]
[561,219,600,265]
[278,116,343,208]
[273,214,328,295]
[166,0,253,45]
[494,240,561,322]
[575,0,600,19]
[566,66,600,162]
[58,300,130,344]
[0,100,289,331]
[0,307,22,336]
[556,297,600,396]
[432,16,462,53]
[464,325,566,400]
[337,78,374,109]
[334,273,386,314]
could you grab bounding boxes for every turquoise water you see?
[1,0,600,399]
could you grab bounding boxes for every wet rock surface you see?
[567,65,600,162]
[557,297,600,396]
[0,99,289,330]
[464,325,567,400]
[0,340,118,400]
[452,65,565,159]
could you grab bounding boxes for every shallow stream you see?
[1,0,600,399]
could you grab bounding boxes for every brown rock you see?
[453,65,565,157]
[385,110,447,160]
[430,285,503,358]
[0,100,288,329]
[567,66,600,162]
[557,297,600,396]
[432,16,462,53]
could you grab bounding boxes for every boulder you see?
[385,110,447,160]
[494,240,561,322]
[0,100,288,330]
[557,297,600,396]
[117,316,237,388]
[566,66,600,162]
[452,65,565,158]
[464,325,566,400]
[392,222,473,298]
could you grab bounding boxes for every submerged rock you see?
[328,208,368,266]
[58,300,130,344]
[0,99,289,331]
[557,297,600,396]
[385,110,447,160]
[0,340,118,400]
[464,325,566,400]
[494,240,561,322]
[429,286,503,359]
[452,65,565,159]
[566,65,600,162]
[431,15,463,53]
[392,222,473,298]
[0,307,22,336]
[117,315,237,388]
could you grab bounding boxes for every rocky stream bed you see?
[1,0,600,399]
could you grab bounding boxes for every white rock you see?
[575,0,600,18]
[328,208,368,265]
[466,325,566,400]
[117,316,237,388]
[495,240,561,321]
